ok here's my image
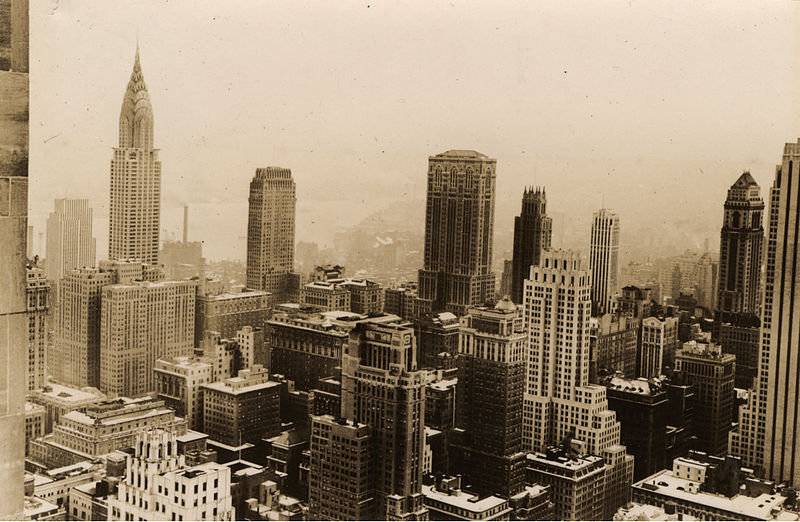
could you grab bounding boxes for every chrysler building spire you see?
[118,45,154,150]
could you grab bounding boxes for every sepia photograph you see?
[1,0,800,520]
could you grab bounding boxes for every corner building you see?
[522,250,634,517]
[418,150,496,316]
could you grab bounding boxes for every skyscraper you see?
[522,250,634,517]
[450,300,527,498]
[246,167,296,303]
[108,47,161,265]
[716,172,764,316]
[45,198,96,281]
[341,321,428,520]
[730,139,800,485]
[715,172,765,389]
[26,265,49,391]
[511,187,552,305]
[418,150,496,316]
[589,208,621,316]
[99,279,196,397]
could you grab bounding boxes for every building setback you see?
[510,187,552,306]
[246,167,297,303]
[108,47,161,265]
[418,150,496,316]
[308,415,375,520]
[522,250,634,518]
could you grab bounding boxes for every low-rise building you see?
[632,454,799,521]
[422,475,513,520]
[27,381,107,434]
[300,280,351,311]
[25,402,45,455]
[525,450,607,521]
[28,397,186,469]
[195,289,270,347]
[154,355,214,430]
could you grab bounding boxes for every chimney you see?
[183,205,189,244]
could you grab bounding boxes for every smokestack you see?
[183,205,188,244]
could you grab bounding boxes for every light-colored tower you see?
[246,167,296,302]
[45,198,96,281]
[589,208,621,316]
[109,428,234,521]
[99,279,196,398]
[730,139,800,485]
[418,150,496,316]
[341,321,429,520]
[523,249,633,517]
[109,47,161,265]
[26,266,50,391]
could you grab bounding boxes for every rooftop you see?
[422,484,509,514]
[432,149,491,160]
[634,469,798,520]
[32,382,106,403]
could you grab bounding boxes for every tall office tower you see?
[715,172,765,389]
[589,208,621,316]
[637,316,680,378]
[730,140,800,484]
[26,266,50,391]
[45,198,96,281]
[108,429,234,522]
[0,2,29,514]
[418,150,496,316]
[309,415,375,520]
[450,300,527,498]
[99,279,196,397]
[717,172,764,316]
[246,167,296,302]
[675,341,734,456]
[51,268,115,388]
[108,47,161,265]
[522,250,634,517]
[341,321,429,520]
[511,187,552,305]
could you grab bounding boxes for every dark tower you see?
[510,187,552,305]
[418,150,497,316]
[715,172,764,389]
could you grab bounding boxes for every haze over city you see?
[29,0,800,262]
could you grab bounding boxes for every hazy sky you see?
[29,0,800,262]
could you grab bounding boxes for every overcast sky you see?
[28,0,800,262]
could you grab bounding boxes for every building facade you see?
[510,187,552,305]
[201,366,281,447]
[99,279,196,397]
[416,311,460,370]
[308,415,375,520]
[45,198,96,282]
[637,316,680,378]
[589,208,621,316]
[590,313,638,379]
[154,356,214,431]
[194,289,270,347]
[418,150,496,316]
[108,47,161,265]
[246,167,296,303]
